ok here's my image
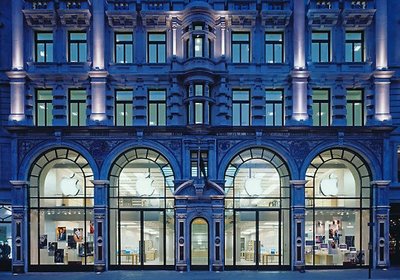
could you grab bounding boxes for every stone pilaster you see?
[290,180,306,271]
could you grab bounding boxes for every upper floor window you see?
[190,150,208,178]
[148,33,166,63]
[265,32,284,63]
[232,90,250,126]
[194,35,204,58]
[36,89,53,126]
[195,84,204,96]
[69,89,86,126]
[115,90,133,126]
[232,32,250,63]
[345,31,364,62]
[115,33,133,64]
[68,32,87,63]
[35,32,53,62]
[346,89,364,126]
[312,31,330,63]
[148,90,166,126]
[266,89,284,126]
[312,89,330,126]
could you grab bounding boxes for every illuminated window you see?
[265,32,284,63]
[148,90,166,126]
[35,32,53,62]
[115,33,133,63]
[346,89,364,126]
[312,31,330,63]
[312,89,330,126]
[36,89,53,126]
[115,90,133,126]
[191,150,208,178]
[68,32,87,63]
[266,89,284,126]
[345,31,364,62]
[69,90,86,126]
[148,33,166,63]
[193,35,204,57]
[232,32,250,63]
[232,90,250,126]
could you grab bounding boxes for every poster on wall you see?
[48,242,57,256]
[56,227,66,241]
[73,228,83,242]
[54,249,64,263]
[67,235,76,249]
[90,221,94,234]
[39,234,47,249]
[316,221,325,235]
[329,220,341,240]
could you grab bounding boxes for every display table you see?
[261,253,280,265]
[120,253,139,265]
[314,253,334,265]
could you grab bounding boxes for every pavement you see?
[1,268,400,280]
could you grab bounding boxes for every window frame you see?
[312,89,331,126]
[345,31,364,62]
[69,89,87,126]
[115,89,133,126]
[148,89,167,126]
[68,31,87,63]
[311,31,331,63]
[265,89,284,126]
[115,32,134,64]
[147,32,167,63]
[346,89,364,126]
[231,32,250,63]
[193,34,205,58]
[232,89,251,126]
[265,32,284,63]
[36,89,53,126]
[35,31,54,63]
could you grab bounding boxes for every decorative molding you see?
[10,181,29,188]
[371,180,391,188]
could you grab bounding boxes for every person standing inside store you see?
[0,241,10,259]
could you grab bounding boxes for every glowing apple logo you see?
[60,173,80,196]
[320,174,338,196]
[244,173,265,196]
[135,173,155,196]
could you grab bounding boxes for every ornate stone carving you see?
[76,139,123,167]
[359,139,383,165]
[377,214,387,221]
[18,140,46,164]
[289,140,311,167]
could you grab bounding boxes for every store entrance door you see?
[190,218,209,270]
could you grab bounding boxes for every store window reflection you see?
[305,149,371,267]
[29,148,94,268]
[0,204,12,271]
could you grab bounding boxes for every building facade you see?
[0,0,400,273]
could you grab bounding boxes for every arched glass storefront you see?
[224,148,291,269]
[108,148,175,268]
[305,148,371,267]
[29,148,94,270]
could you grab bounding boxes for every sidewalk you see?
[1,268,400,280]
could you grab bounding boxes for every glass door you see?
[258,211,280,266]
[144,211,164,266]
[191,218,209,267]
[119,211,141,266]
[236,211,256,266]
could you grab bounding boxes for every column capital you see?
[373,70,395,80]
[290,180,307,188]
[290,70,310,79]
[9,181,29,188]
[91,180,110,186]
[371,180,391,188]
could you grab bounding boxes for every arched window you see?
[224,147,290,268]
[108,148,175,267]
[305,148,371,267]
[29,148,94,268]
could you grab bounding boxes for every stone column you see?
[92,0,104,70]
[372,180,390,268]
[10,181,29,273]
[375,0,387,70]
[290,180,306,271]
[175,213,188,271]
[373,71,393,124]
[92,180,109,272]
[12,0,24,70]
[172,19,178,57]
[7,71,28,125]
[293,0,306,70]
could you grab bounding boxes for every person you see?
[1,241,10,259]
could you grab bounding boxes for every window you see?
[193,35,204,57]
[36,89,53,126]
[69,90,86,126]
[345,31,364,62]
[312,89,330,126]
[115,90,133,126]
[68,32,87,62]
[232,32,250,63]
[148,33,166,63]
[195,84,204,96]
[35,32,53,62]
[346,89,364,126]
[115,33,133,63]
[265,32,284,63]
[148,90,166,126]
[232,90,250,126]
[266,89,284,126]
[190,150,208,178]
[312,31,330,62]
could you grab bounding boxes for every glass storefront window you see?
[305,148,370,267]
[0,205,12,271]
[29,148,94,267]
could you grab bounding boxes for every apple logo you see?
[244,173,265,196]
[60,173,80,196]
[135,173,155,196]
[320,173,339,196]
